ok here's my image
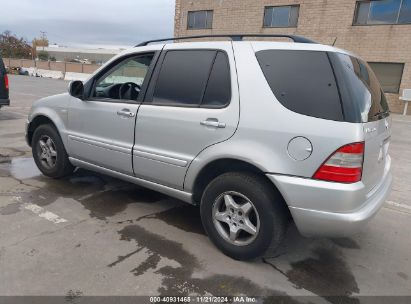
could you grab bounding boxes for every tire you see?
[32,124,74,178]
[200,172,288,260]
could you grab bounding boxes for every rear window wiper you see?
[372,111,389,118]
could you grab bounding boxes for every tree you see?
[0,31,32,59]
[32,37,49,58]
[32,37,49,48]
[37,51,49,61]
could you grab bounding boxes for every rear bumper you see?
[0,98,9,106]
[267,156,392,237]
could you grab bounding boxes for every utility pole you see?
[40,31,47,51]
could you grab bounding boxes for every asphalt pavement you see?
[0,75,410,302]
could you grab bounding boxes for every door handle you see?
[117,109,135,118]
[200,118,226,128]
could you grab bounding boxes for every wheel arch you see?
[27,114,63,147]
[190,158,288,212]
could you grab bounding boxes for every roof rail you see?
[136,34,317,47]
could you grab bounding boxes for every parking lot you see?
[0,75,410,301]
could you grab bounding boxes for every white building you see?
[36,46,122,64]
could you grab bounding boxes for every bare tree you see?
[0,30,32,59]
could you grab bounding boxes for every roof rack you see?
[136,34,317,47]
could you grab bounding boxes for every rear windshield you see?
[256,50,389,123]
[328,52,389,123]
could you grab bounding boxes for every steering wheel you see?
[119,82,141,100]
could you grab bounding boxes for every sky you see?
[0,0,175,49]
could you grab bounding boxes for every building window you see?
[354,0,411,25]
[263,5,299,28]
[187,10,213,29]
[368,62,404,93]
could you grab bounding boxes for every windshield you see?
[328,52,389,123]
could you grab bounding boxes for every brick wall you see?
[21,60,35,68]
[83,64,100,74]
[65,62,83,73]
[175,0,411,114]
[36,61,50,70]
[50,61,66,72]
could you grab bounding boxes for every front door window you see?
[93,54,153,101]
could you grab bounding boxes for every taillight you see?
[4,74,9,90]
[313,142,364,183]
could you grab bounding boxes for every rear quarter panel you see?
[184,42,364,192]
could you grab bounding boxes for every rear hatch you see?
[255,48,390,192]
[328,52,391,192]
[362,117,390,192]
[0,57,9,101]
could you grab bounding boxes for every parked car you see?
[26,35,392,260]
[0,56,10,109]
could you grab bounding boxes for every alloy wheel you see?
[37,135,58,169]
[212,191,260,246]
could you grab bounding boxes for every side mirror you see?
[68,80,84,100]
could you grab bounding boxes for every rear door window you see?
[151,50,231,107]
[256,50,344,121]
[201,52,231,108]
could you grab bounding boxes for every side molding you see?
[69,157,194,204]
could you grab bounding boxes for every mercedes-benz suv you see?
[25,35,392,260]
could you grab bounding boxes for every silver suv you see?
[26,35,392,260]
